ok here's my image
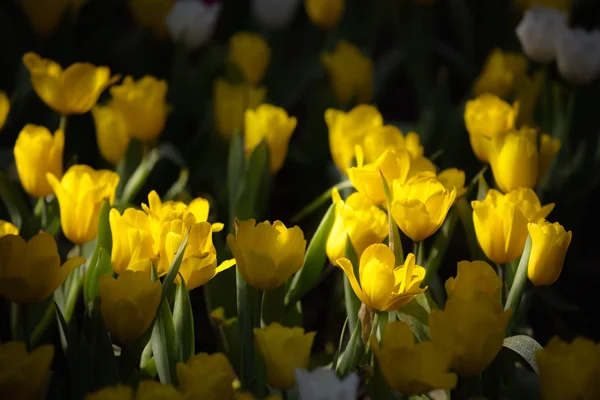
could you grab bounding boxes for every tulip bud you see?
[0,220,18,237]
[128,0,172,36]
[0,90,9,130]
[304,0,345,30]
[0,342,54,399]
[555,27,600,85]
[437,168,467,201]
[527,219,572,286]
[295,368,358,400]
[166,0,221,50]
[228,32,271,86]
[516,6,567,63]
[538,133,561,183]
[20,0,85,37]
[251,0,301,30]
[473,49,527,98]
[177,353,236,398]
[92,103,130,165]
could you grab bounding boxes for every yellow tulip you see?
[473,49,527,98]
[99,270,162,344]
[321,41,373,106]
[13,124,64,198]
[0,232,85,303]
[527,219,572,286]
[538,133,561,183]
[472,188,554,264]
[391,175,456,242]
[536,336,600,400]
[0,342,54,399]
[92,103,131,165]
[0,220,18,237]
[464,93,519,163]
[127,0,173,35]
[110,75,168,142]
[325,188,388,264]
[445,260,503,303]
[371,321,457,395]
[515,70,543,127]
[23,52,119,115]
[336,244,426,312]
[86,381,182,400]
[254,322,316,390]
[85,385,132,400]
[228,32,271,86]
[325,105,383,172]
[244,104,297,173]
[0,90,9,130]
[177,352,236,399]
[437,168,467,201]
[227,219,306,290]
[47,165,120,244]
[213,78,267,141]
[20,0,84,37]
[304,0,345,29]
[109,208,155,275]
[361,125,407,162]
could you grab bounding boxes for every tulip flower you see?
[527,219,572,285]
[254,322,316,390]
[227,219,306,290]
[110,75,168,142]
[325,188,388,264]
[304,0,345,30]
[23,52,119,115]
[0,220,18,237]
[336,244,426,312]
[516,6,567,63]
[437,168,467,201]
[515,70,544,127]
[92,102,131,165]
[322,41,373,106]
[177,352,236,399]
[127,0,173,36]
[166,0,221,50]
[244,104,297,173]
[295,368,358,400]
[473,49,527,98]
[0,342,54,399]
[13,124,64,198]
[371,322,457,395]
[445,260,503,303]
[86,381,181,400]
[538,133,561,182]
[536,336,600,400]
[555,27,600,85]
[0,233,85,303]
[99,270,162,344]
[47,165,120,244]
[228,32,271,86]
[109,208,156,275]
[20,0,85,37]
[251,0,301,30]
[0,90,9,130]
[360,125,414,163]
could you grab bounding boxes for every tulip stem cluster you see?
[504,235,533,331]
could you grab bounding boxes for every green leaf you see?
[84,200,113,306]
[227,132,246,227]
[334,318,364,378]
[456,196,486,261]
[423,207,459,288]
[161,231,189,305]
[396,292,435,342]
[210,308,242,375]
[343,236,361,334]
[163,169,190,201]
[152,299,177,385]
[0,172,36,238]
[477,174,489,201]
[380,170,404,264]
[505,235,533,334]
[118,148,161,206]
[285,202,336,308]
[115,140,143,200]
[173,277,195,364]
[261,284,286,326]
[235,141,270,221]
[502,335,543,374]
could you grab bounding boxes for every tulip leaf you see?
[396,292,435,342]
[116,140,143,199]
[502,335,542,374]
[334,318,364,378]
[84,199,113,306]
[152,299,177,385]
[285,202,336,308]
[380,170,404,264]
[261,284,286,326]
[209,308,242,376]
[227,132,245,229]
[119,148,161,206]
[162,168,190,201]
[343,236,361,333]
[173,276,195,364]
[160,231,189,305]
[456,196,486,261]
[423,207,459,288]
[0,172,36,238]
[235,141,270,221]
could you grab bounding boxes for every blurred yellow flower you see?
[86,381,182,400]
[472,188,554,264]
[109,208,155,275]
[304,0,345,29]
[0,91,9,130]
[128,0,173,35]
[47,165,120,244]
[515,70,543,127]
[228,32,271,86]
[538,133,561,183]
[361,125,416,163]
[177,352,236,399]
[322,41,373,106]
[244,104,297,173]
[0,232,85,304]
[536,336,600,400]
[110,75,168,142]
[325,188,388,264]
[23,52,119,115]
[0,220,18,237]
[473,49,527,98]
[92,102,131,165]
[445,260,503,303]
[99,270,161,344]
[227,219,306,290]
[21,0,85,37]
[214,78,266,141]
[371,321,457,395]
[0,342,54,399]
[437,168,467,201]
[527,219,572,286]
[337,244,425,312]
[254,322,316,390]
[391,175,456,242]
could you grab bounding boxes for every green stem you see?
[414,241,424,265]
[119,149,161,206]
[20,303,31,351]
[290,181,353,223]
[59,114,67,132]
[30,301,56,347]
[504,235,533,333]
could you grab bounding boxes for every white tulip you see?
[166,0,222,50]
[251,0,301,30]
[294,368,359,400]
[516,6,567,63]
[555,27,600,85]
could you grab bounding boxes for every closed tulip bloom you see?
[0,233,85,303]
[254,323,316,390]
[445,260,503,303]
[0,220,18,237]
[251,0,301,30]
[228,32,271,86]
[110,75,168,142]
[472,188,554,264]
[177,352,236,399]
[23,52,119,115]
[473,49,527,97]
[391,175,456,242]
[325,105,383,172]
[361,125,410,162]
[47,165,120,244]
[295,368,358,400]
[371,322,457,395]
[555,28,600,85]
[86,381,182,400]
[437,168,467,201]
[109,208,155,275]
[92,103,130,165]
[322,41,373,106]
[244,104,297,173]
[304,0,345,29]
[527,219,572,286]
[0,342,54,399]
[166,0,221,50]
[227,219,306,290]
[13,124,64,198]
[538,133,561,182]
[214,78,266,140]
[336,244,426,312]
[536,336,600,400]
[326,188,388,264]
[128,0,173,36]
[99,270,161,344]
[489,126,538,193]
[464,94,519,163]
[0,91,9,130]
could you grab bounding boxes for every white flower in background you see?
[295,368,359,400]
[555,27,600,85]
[251,0,301,30]
[166,0,222,50]
[516,6,567,63]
